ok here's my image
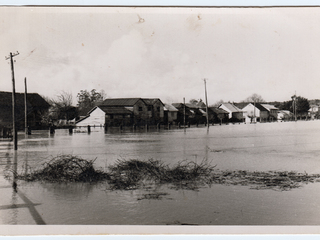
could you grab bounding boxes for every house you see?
[308,105,320,119]
[239,102,269,123]
[208,107,229,123]
[0,91,50,130]
[278,110,293,121]
[172,103,192,124]
[164,104,178,124]
[218,103,244,122]
[260,104,278,121]
[75,106,133,128]
[76,98,164,127]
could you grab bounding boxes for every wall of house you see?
[219,105,232,119]
[76,107,105,127]
[151,100,164,123]
[105,114,133,126]
[231,112,244,122]
[242,104,261,123]
[168,111,177,123]
[132,99,150,124]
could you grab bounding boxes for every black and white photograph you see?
[0,4,320,236]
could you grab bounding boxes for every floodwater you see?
[1,120,320,225]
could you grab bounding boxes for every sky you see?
[1,6,320,106]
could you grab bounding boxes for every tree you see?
[280,95,310,115]
[77,89,105,110]
[210,99,224,107]
[243,93,264,103]
[41,91,77,124]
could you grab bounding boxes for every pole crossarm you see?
[5,51,19,60]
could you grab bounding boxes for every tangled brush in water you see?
[12,155,320,191]
[16,155,108,183]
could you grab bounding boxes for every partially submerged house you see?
[278,110,293,121]
[240,102,269,123]
[218,103,244,122]
[308,105,320,119]
[75,98,164,127]
[0,91,50,130]
[260,104,278,121]
[164,104,178,124]
[208,107,229,123]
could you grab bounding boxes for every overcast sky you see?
[1,7,320,105]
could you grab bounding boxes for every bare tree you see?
[243,93,264,103]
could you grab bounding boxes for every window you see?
[139,107,143,111]
[157,107,160,112]
[148,106,152,111]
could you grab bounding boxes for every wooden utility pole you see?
[5,51,19,150]
[24,77,28,135]
[183,97,186,131]
[204,78,209,129]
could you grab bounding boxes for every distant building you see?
[0,91,50,130]
[208,107,229,123]
[218,103,244,122]
[164,104,178,124]
[308,105,320,119]
[260,104,278,121]
[75,98,164,127]
[278,110,293,121]
[240,103,269,123]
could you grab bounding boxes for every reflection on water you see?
[1,121,320,224]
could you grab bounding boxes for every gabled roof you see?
[142,98,165,106]
[253,103,269,112]
[164,104,178,112]
[234,102,249,110]
[100,98,142,106]
[99,106,133,114]
[172,103,189,109]
[209,107,229,114]
[219,103,242,112]
[261,104,278,111]
[88,106,133,115]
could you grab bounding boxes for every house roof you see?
[100,98,142,106]
[0,91,50,125]
[99,106,133,114]
[219,103,242,112]
[260,104,278,111]
[172,103,189,109]
[164,104,178,112]
[234,102,249,110]
[209,107,229,114]
[142,98,164,106]
[88,106,133,115]
[253,103,269,112]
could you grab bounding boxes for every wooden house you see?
[208,107,229,123]
[76,98,164,127]
[261,104,278,121]
[0,91,50,130]
[239,103,269,123]
[164,104,178,124]
[218,103,244,122]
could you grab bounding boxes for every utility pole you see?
[24,77,28,135]
[183,97,186,132]
[5,51,19,150]
[204,78,209,129]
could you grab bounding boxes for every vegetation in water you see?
[11,155,320,192]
